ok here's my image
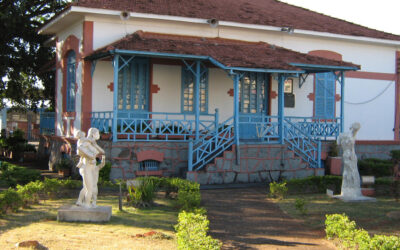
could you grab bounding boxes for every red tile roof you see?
[88,31,359,71]
[72,0,400,41]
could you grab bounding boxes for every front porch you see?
[49,31,360,182]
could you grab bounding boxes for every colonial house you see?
[38,0,400,184]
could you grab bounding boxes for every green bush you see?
[0,162,42,187]
[390,150,400,163]
[286,176,342,194]
[358,158,393,177]
[294,198,307,215]
[99,162,112,182]
[0,188,23,214]
[325,213,400,250]
[269,181,288,199]
[16,180,44,206]
[42,178,63,198]
[175,210,221,250]
[127,178,158,207]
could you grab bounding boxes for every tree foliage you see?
[0,0,70,109]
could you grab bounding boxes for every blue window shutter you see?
[315,72,335,118]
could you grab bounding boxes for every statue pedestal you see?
[333,195,376,202]
[57,205,112,222]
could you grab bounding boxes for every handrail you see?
[283,118,321,168]
[188,116,235,171]
[285,116,340,140]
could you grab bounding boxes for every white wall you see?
[83,15,398,140]
[92,61,114,112]
[208,68,234,121]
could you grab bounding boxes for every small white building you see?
[38,0,400,183]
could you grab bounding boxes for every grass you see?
[0,193,178,249]
[273,194,400,236]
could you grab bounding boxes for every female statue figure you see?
[75,128,105,208]
[337,122,362,199]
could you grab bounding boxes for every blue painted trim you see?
[278,74,285,143]
[340,71,345,133]
[233,74,240,164]
[181,64,209,115]
[195,61,201,140]
[112,55,119,142]
[289,63,359,71]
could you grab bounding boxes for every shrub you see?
[269,181,288,199]
[325,214,400,250]
[294,198,307,215]
[391,150,400,163]
[0,162,41,187]
[54,158,73,171]
[286,176,342,194]
[16,180,44,206]
[99,162,112,182]
[0,188,23,214]
[175,210,221,250]
[42,178,63,198]
[358,158,393,177]
[127,178,157,207]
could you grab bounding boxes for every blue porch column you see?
[278,74,285,143]
[233,73,240,164]
[112,54,119,142]
[195,61,201,140]
[340,71,345,133]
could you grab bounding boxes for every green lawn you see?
[0,194,178,249]
[274,194,400,236]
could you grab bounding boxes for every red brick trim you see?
[308,50,342,61]
[61,35,79,136]
[227,88,234,97]
[81,21,94,133]
[335,94,341,102]
[356,140,400,145]
[136,150,164,162]
[150,84,160,94]
[395,51,400,140]
[270,91,277,99]
[307,93,314,101]
[107,82,114,92]
[346,71,396,81]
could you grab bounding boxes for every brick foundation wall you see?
[187,144,325,185]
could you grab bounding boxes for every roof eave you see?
[289,63,359,73]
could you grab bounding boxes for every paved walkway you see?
[201,187,335,250]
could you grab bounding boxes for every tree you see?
[0,0,70,109]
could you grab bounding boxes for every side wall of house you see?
[87,15,398,140]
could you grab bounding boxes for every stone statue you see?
[335,122,375,202]
[75,128,106,208]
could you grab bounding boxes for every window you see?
[117,59,149,111]
[181,65,208,114]
[315,72,335,118]
[239,73,268,114]
[66,51,76,112]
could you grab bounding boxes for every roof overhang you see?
[87,49,360,75]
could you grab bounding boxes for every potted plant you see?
[55,158,73,177]
[327,141,342,175]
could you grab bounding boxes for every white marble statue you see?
[335,122,375,201]
[75,128,106,208]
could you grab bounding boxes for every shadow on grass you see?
[0,195,179,234]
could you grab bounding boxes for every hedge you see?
[325,214,400,249]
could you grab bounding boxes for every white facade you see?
[50,11,399,140]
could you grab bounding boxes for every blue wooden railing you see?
[239,114,280,142]
[91,111,217,141]
[285,116,340,140]
[39,112,55,135]
[188,116,235,171]
[284,118,321,168]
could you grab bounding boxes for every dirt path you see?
[201,187,335,250]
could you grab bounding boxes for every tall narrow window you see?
[315,72,335,118]
[66,51,76,112]
[239,73,268,114]
[117,59,149,111]
[181,65,208,114]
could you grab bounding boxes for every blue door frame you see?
[238,72,270,140]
